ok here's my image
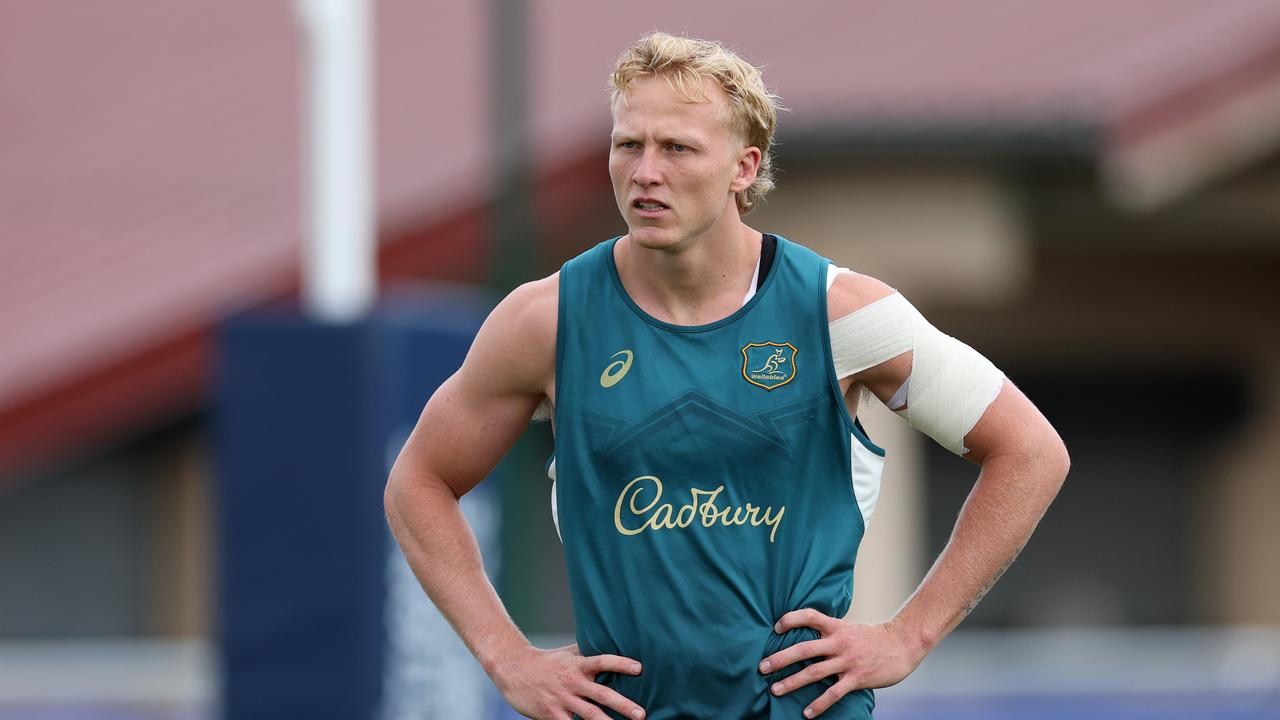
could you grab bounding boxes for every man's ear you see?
[731,146,762,193]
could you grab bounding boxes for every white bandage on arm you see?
[829,287,1005,455]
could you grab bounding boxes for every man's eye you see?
[618,141,638,149]
[670,143,688,152]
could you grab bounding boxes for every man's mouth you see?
[633,200,668,212]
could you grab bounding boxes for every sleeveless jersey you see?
[551,235,886,719]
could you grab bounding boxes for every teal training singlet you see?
[550,235,887,719]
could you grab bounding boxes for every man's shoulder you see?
[460,272,559,397]
[496,271,559,338]
[825,268,897,323]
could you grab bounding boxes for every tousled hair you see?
[609,32,782,215]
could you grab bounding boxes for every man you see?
[385,32,1069,720]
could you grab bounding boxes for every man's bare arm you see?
[763,272,1069,717]
[830,273,1070,653]
[384,275,646,720]
[884,378,1069,656]
[385,277,553,665]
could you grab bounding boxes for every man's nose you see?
[632,148,662,185]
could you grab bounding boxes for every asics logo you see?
[600,350,634,388]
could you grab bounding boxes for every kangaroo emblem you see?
[752,348,788,374]
[740,342,798,391]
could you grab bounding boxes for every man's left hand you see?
[759,608,924,718]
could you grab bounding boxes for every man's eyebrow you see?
[609,131,702,145]
[658,134,703,147]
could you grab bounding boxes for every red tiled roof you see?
[4,0,1280,477]
[0,0,491,476]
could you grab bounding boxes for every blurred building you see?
[2,0,1279,716]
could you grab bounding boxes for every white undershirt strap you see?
[741,247,762,306]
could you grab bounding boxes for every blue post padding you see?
[214,284,494,720]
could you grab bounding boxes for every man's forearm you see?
[384,470,531,676]
[890,446,1068,657]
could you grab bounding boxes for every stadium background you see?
[2,0,1279,718]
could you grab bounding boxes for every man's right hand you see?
[493,643,646,720]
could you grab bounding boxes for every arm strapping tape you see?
[829,289,1005,456]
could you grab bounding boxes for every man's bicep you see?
[830,273,1004,456]
[390,277,557,498]
[961,379,1068,469]
[850,350,913,407]
[394,369,543,499]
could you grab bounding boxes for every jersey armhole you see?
[820,260,887,457]
[553,266,568,430]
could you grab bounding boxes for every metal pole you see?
[490,0,536,293]
[294,0,375,322]
[489,0,545,631]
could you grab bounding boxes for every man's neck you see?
[615,222,763,326]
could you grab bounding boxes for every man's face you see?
[608,75,758,251]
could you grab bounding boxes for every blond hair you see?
[609,32,782,215]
